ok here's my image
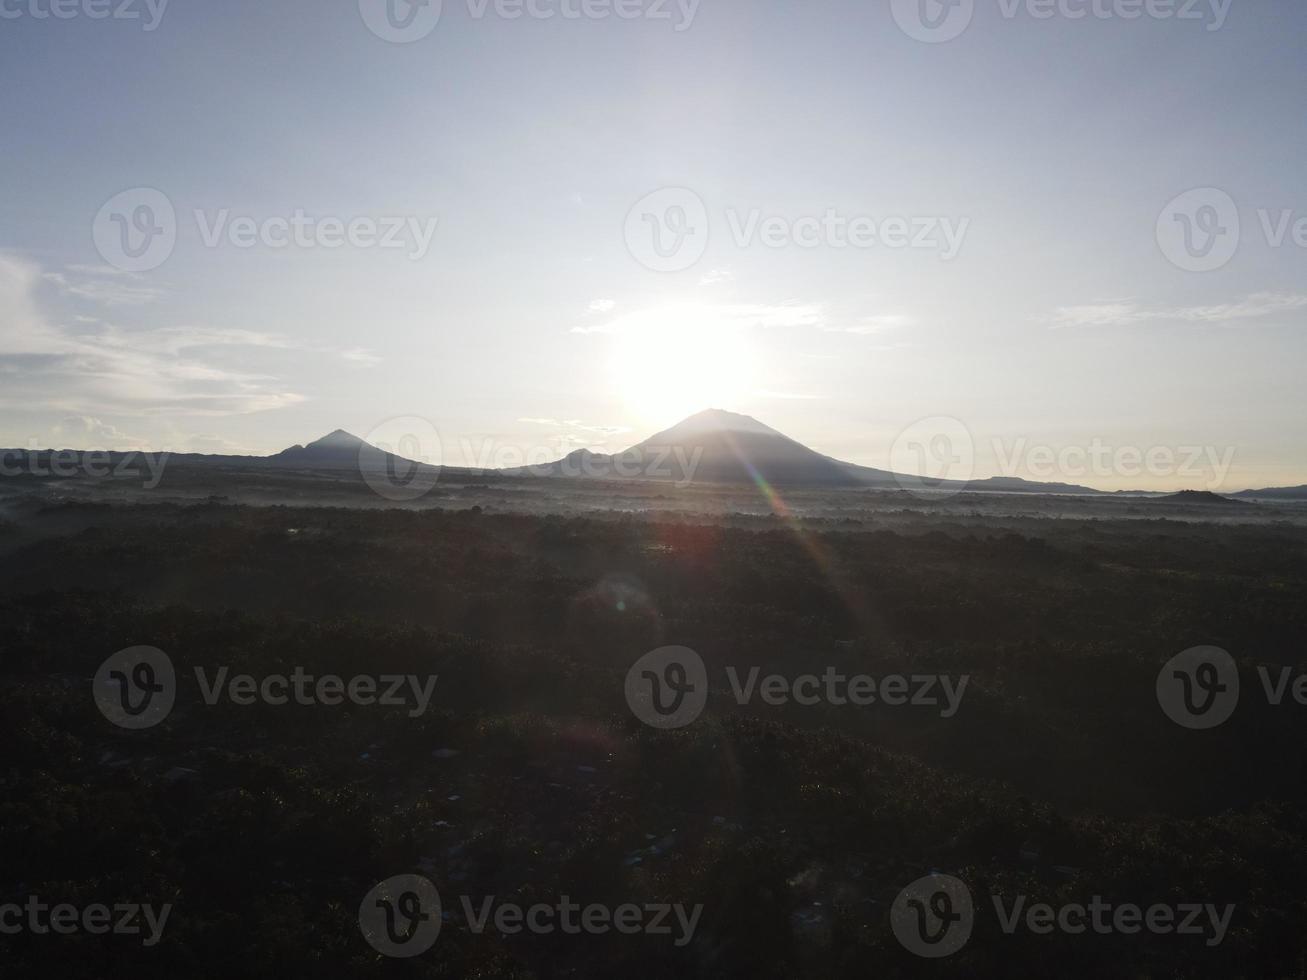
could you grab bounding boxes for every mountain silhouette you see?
[511,408,883,486]
[271,429,425,473]
[105,410,1301,497]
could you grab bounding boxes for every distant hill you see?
[515,409,882,487]
[272,429,376,468]
[1155,490,1247,505]
[967,475,1101,495]
[13,411,1300,499]
[1233,484,1307,501]
[504,408,1103,493]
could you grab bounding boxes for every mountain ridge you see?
[6,409,1305,497]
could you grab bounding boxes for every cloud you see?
[52,415,138,447]
[587,298,616,314]
[1050,292,1307,328]
[44,269,164,307]
[514,416,633,454]
[699,268,733,285]
[0,254,313,417]
[824,314,915,335]
[755,390,826,400]
[340,347,383,366]
[572,302,827,336]
[184,433,255,455]
[517,417,631,435]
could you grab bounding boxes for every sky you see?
[1,0,1305,491]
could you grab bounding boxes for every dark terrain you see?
[3,463,1307,978]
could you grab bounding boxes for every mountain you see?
[506,408,1107,493]
[1155,490,1247,505]
[513,408,889,487]
[19,412,1266,498]
[1232,484,1307,501]
[272,429,373,467]
[269,429,426,474]
[968,475,1101,495]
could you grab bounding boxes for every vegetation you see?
[3,500,1306,977]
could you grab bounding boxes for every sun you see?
[605,303,760,426]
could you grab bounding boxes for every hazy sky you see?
[2,0,1305,490]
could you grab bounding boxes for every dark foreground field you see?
[3,479,1307,977]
